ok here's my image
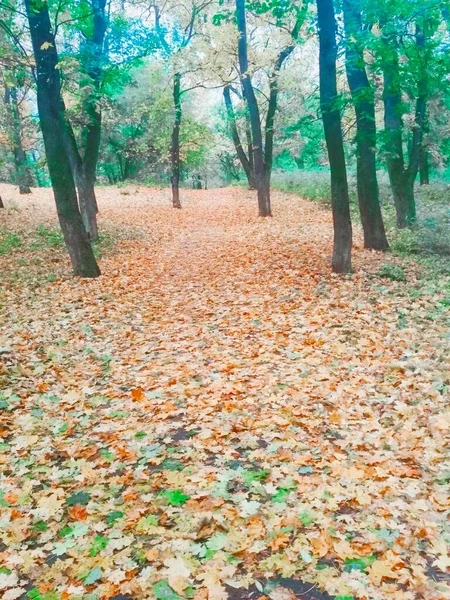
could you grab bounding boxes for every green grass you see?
[0,232,22,255]
[31,224,65,249]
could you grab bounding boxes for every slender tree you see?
[171,71,182,208]
[235,0,302,217]
[3,82,34,194]
[153,0,209,208]
[381,19,429,228]
[223,85,256,189]
[24,0,100,278]
[343,0,388,251]
[235,0,269,216]
[317,0,352,273]
[64,0,109,240]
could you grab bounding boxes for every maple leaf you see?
[368,560,399,585]
[81,567,103,585]
[153,580,183,600]
[159,489,190,506]
[66,491,91,506]
[40,41,53,50]
[433,554,450,572]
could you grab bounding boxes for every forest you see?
[0,0,450,599]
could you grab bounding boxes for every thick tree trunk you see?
[171,73,182,209]
[236,0,271,217]
[223,85,256,189]
[24,0,100,278]
[343,0,388,251]
[317,0,352,273]
[4,87,34,194]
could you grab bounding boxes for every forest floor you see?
[0,184,450,600]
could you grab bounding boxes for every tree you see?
[343,0,388,251]
[381,24,417,228]
[62,0,109,241]
[317,0,352,273]
[3,81,34,194]
[153,0,211,208]
[223,84,256,189]
[234,0,303,217]
[24,0,100,278]
[377,2,439,228]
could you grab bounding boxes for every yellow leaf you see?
[368,560,399,585]
[40,41,53,50]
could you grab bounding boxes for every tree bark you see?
[171,73,182,209]
[381,27,419,228]
[235,0,271,217]
[4,86,34,194]
[63,121,99,242]
[245,121,255,187]
[420,146,430,185]
[223,85,256,189]
[0,196,4,209]
[317,0,352,273]
[80,0,108,215]
[24,0,100,278]
[343,0,388,251]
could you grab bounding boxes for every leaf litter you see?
[0,184,449,600]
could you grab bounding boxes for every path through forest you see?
[1,185,449,600]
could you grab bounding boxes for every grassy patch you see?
[272,170,333,207]
[31,224,65,249]
[0,232,22,255]
[378,263,406,282]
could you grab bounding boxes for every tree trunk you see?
[317,0,352,273]
[64,121,98,242]
[420,148,430,185]
[24,0,100,278]
[4,86,34,194]
[80,0,108,215]
[235,0,271,217]
[223,85,255,189]
[171,73,182,209]
[382,28,416,228]
[343,0,388,251]
[245,119,255,188]
[0,196,4,209]
[408,23,428,188]
[264,45,296,199]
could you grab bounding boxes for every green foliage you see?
[0,232,21,254]
[159,489,190,506]
[105,510,124,525]
[33,224,64,248]
[271,170,331,206]
[378,264,406,282]
[344,555,376,573]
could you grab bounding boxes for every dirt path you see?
[0,185,449,600]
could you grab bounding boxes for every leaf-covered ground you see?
[1,184,449,600]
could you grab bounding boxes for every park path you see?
[0,185,449,600]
